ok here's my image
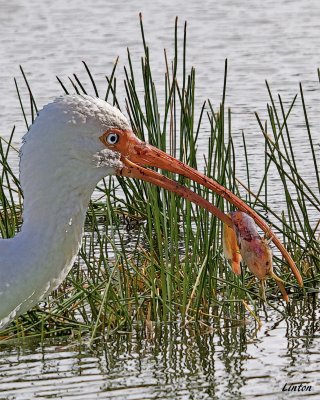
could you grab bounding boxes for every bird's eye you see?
[106,132,119,145]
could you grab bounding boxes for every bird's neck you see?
[18,171,96,270]
[0,171,97,327]
[21,176,91,241]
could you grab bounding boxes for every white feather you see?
[0,95,128,327]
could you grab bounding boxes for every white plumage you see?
[0,95,128,327]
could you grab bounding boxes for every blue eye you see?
[106,132,119,145]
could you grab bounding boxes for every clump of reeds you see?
[0,16,319,343]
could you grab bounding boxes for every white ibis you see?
[0,95,302,328]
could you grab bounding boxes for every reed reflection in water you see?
[0,295,319,399]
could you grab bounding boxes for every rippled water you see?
[1,297,319,399]
[0,0,319,398]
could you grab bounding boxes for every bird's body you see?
[0,96,127,327]
[0,95,301,328]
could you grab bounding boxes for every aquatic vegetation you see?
[0,16,319,342]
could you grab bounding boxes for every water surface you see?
[0,296,319,399]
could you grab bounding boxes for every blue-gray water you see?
[1,299,319,400]
[0,0,319,398]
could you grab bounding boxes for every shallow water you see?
[0,0,319,398]
[0,296,319,399]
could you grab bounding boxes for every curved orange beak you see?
[100,128,303,287]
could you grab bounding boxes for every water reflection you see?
[0,296,319,399]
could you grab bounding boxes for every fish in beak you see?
[100,128,303,290]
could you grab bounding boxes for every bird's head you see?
[20,95,225,204]
[21,94,236,221]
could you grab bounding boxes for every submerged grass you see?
[0,16,319,342]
